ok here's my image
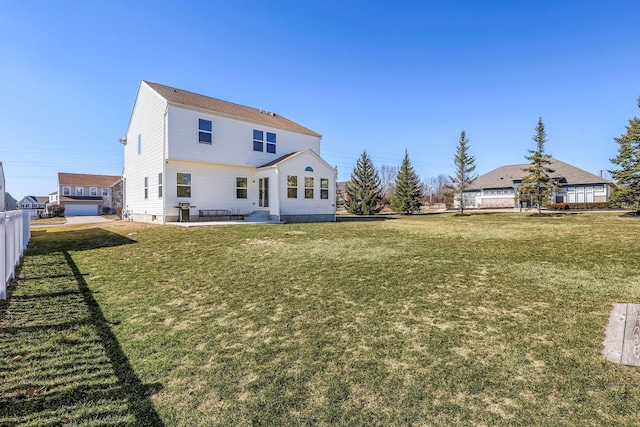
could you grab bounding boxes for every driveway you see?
[64,216,114,225]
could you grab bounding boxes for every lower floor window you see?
[288,175,297,198]
[305,177,314,199]
[236,177,248,199]
[320,178,329,199]
[177,172,191,197]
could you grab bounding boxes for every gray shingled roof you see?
[257,152,301,168]
[467,159,613,190]
[144,81,321,138]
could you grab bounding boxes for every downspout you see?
[162,104,168,224]
[118,136,127,218]
[276,164,281,222]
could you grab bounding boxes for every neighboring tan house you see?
[121,81,336,223]
[462,159,615,209]
[57,172,122,216]
[18,195,48,218]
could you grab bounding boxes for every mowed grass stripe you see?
[2,212,640,426]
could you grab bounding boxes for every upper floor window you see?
[137,134,142,154]
[199,119,212,144]
[102,188,109,197]
[305,177,314,199]
[266,132,276,154]
[90,187,98,197]
[76,187,84,196]
[253,130,264,152]
[287,175,297,198]
[177,173,191,198]
[236,177,248,199]
[321,178,329,199]
[62,186,71,196]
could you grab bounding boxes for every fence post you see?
[1,210,31,300]
[23,210,30,251]
[0,213,5,300]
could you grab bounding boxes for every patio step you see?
[246,211,274,221]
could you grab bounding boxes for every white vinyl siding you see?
[273,151,336,218]
[166,106,321,167]
[123,82,167,219]
[164,161,255,220]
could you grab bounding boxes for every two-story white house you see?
[17,196,48,218]
[121,81,336,223]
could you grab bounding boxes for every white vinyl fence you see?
[1,210,31,299]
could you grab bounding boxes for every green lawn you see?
[2,212,640,426]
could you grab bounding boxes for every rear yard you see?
[2,212,640,425]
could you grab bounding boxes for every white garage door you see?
[65,204,99,216]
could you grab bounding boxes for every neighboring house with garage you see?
[462,159,614,209]
[120,80,336,223]
[57,172,122,216]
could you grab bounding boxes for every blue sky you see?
[1,1,638,198]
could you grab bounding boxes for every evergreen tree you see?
[344,151,384,215]
[518,118,559,213]
[390,150,423,214]
[448,130,477,214]
[609,98,640,212]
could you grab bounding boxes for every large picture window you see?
[321,178,329,199]
[305,177,314,199]
[287,175,298,198]
[177,173,191,198]
[236,177,248,199]
[199,119,212,144]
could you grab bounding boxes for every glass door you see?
[259,178,269,208]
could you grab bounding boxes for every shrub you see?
[548,202,610,210]
[47,204,66,217]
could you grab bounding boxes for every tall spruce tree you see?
[344,151,384,215]
[518,118,559,213]
[390,150,423,214]
[448,130,477,215]
[609,97,640,212]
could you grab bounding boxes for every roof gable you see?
[257,149,336,173]
[468,159,613,190]
[143,81,321,138]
